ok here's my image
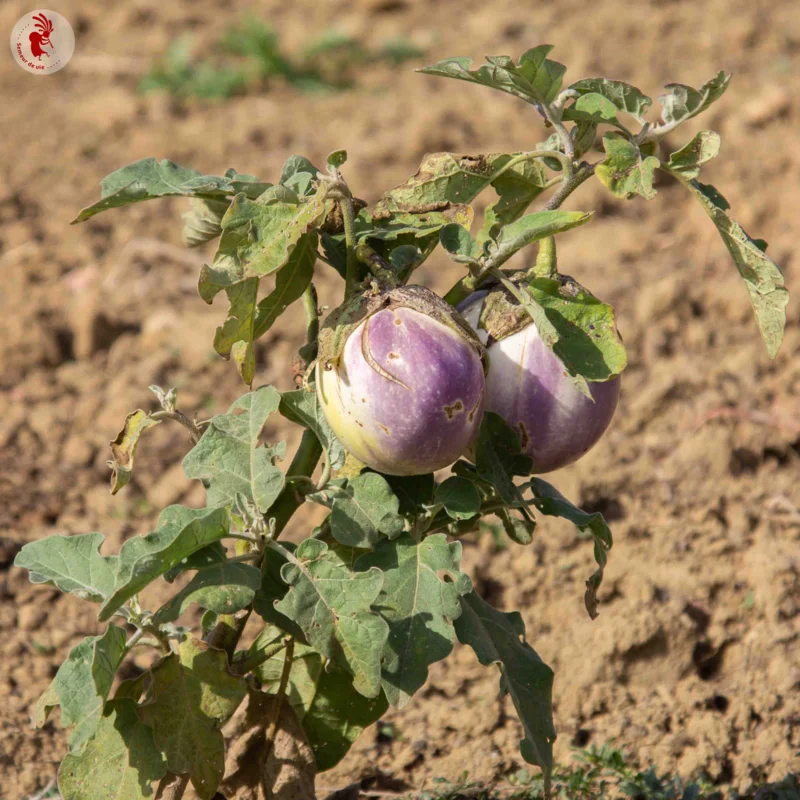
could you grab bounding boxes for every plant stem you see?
[544,163,595,211]
[150,409,202,444]
[268,430,323,536]
[226,551,261,564]
[301,283,319,362]
[264,638,295,755]
[234,638,288,675]
[342,194,359,297]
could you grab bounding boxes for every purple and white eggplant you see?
[317,285,486,476]
[459,287,620,474]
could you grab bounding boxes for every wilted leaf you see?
[528,478,613,619]
[596,133,660,200]
[662,173,788,358]
[658,71,731,126]
[434,476,482,520]
[275,538,389,698]
[259,645,388,770]
[36,624,127,754]
[488,210,593,267]
[99,506,230,621]
[569,77,652,122]
[455,591,555,789]
[137,637,247,800]
[152,562,261,625]
[252,233,318,340]
[357,533,471,707]
[280,389,346,470]
[182,197,229,248]
[72,159,268,223]
[58,699,167,800]
[108,409,162,494]
[330,472,404,548]
[183,386,286,514]
[14,532,117,603]
[665,131,721,180]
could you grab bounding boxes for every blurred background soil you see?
[1,0,798,797]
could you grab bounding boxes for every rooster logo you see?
[29,13,54,60]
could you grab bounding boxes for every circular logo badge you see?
[10,10,75,74]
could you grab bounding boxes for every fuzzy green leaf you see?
[665,131,721,180]
[253,232,318,339]
[658,71,731,126]
[212,277,259,385]
[526,276,627,381]
[152,562,261,625]
[327,149,348,170]
[434,476,482,520]
[528,478,613,620]
[455,591,555,789]
[357,533,471,707]
[252,543,305,640]
[58,699,167,800]
[418,46,566,106]
[275,539,389,698]
[258,644,388,770]
[99,506,230,621]
[569,78,652,122]
[662,174,788,358]
[14,532,117,603]
[440,223,481,264]
[279,154,320,197]
[489,210,593,268]
[596,133,660,200]
[280,389,346,471]
[36,625,127,754]
[137,637,247,800]
[182,386,286,513]
[383,473,436,515]
[329,472,404,548]
[72,159,268,223]
[108,410,162,494]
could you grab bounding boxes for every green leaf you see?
[212,277,259,385]
[658,71,731,126]
[99,506,230,622]
[253,232,318,340]
[152,562,261,625]
[475,413,534,508]
[14,532,117,603]
[199,190,328,302]
[327,149,347,170]
[275,539,389,698]
[418,46,566,106]
[252,543,305,640]
[258,644,388,770]
[356,533,471,707]
[499,508,537,546]
[72,158,268,223]
[479,155,549,243]
[137,637,247,800]
[182,197,230,248]
[525,276,627,381]
[36,625,127,754]
[280,389,346,470]
[528,478,613,620]
[661,174,788,358]
[439,223,480,264]
[665,131,721,180]
[596,133,660,200]
[488,210,593,268]
[163,542,227,583]
[563,92,621,125]
[58,699,167,800]
[434,476,482,520]
[455,591,555,789]
[182,386,286,513]
[330,472,404,548]
[279,154,320,197]
[569,78,652,122]
[383,473,435,515]
[107,409,162,494]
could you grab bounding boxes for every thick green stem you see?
[531,236,557,279]
[269,429,323,537]
[342,195,359,296]
[300,283,319,362]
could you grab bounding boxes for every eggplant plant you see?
[15,45,788,800]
